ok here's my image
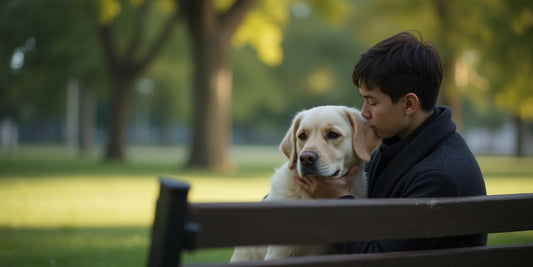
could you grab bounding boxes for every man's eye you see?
[298,132,307,141]
[327,131,340,139]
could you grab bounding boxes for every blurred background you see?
[1,0,533,266]
[1,0,532,165]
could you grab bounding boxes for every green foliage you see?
[445,0,533,120]
[233,0,353,67]
[231,0,362,127]
[145,25,192,123]
[233,0,292,66]
[345,0,438,47]
[231,47,286,124]
[274,12,364,111]
[483,2,533,120]
[0,0,105,119]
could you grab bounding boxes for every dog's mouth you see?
[299,162,356,178]
[300,168,340,178]
[329,170,340,177]
[329,165,358,178]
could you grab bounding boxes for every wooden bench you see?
[147,178,533,267]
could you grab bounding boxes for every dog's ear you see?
[280,113,301,170]
[345,108,381,162]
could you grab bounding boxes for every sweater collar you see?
[379,107,442,158]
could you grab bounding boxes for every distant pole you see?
[1,117,18,152]
[67,79,80,153]
[514,116,525,157]
[79,87,95,155]
[136,78,154,143]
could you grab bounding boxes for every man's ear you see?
[345,108,381,162]
[280,114,301,170]
[403,93,420,115]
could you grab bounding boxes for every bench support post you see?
[147,178,190,267]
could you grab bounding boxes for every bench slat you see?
[188,194,533,248]
[184,244,533,267]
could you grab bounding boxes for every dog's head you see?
[280,106,381,178]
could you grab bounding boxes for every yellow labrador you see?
[230,105,381,262]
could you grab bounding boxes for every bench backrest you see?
[147,178,533,267]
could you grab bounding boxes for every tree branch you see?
[135,5,183,74]
[125,0,153,63]
[220,0,258,36]
[98,24,118,75]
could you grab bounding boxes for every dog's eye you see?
[298,132,307,141]
[327,131,340,139]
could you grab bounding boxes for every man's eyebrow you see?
[358,89,374,99]
[361,94,375,99]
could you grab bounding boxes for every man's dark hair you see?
[352,31,443,111]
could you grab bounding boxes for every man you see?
[295,31,487,253]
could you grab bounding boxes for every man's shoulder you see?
[417,139,480,177]
[408,135,485,196]
[430,132,479,167]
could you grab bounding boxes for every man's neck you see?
[398,109,434,139]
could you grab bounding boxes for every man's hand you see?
[295,166,358,199]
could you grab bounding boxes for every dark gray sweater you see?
[337,106,487,253]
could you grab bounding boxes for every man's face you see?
[359,86,408,139]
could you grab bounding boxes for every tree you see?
[433,0,465,131]
[471,0,533,156]
[0,0,106,142]
[95,0,290,165]
[179,0,354,170]
[94,0,181,160]
[178,0,258,170]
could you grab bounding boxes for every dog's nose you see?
[299,151,318,167]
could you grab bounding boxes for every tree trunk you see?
[441,61,464,132]
[181,0,256,170]
[187,50,233,170]
[186,16,232,170]
[434,0,463,132]
[105,75,134,160]
[97,0,179,161]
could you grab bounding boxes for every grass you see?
[1,145,533,266]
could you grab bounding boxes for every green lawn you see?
[1,145,533,266]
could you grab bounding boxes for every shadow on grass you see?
[0,226,233,267]
[0,151,279,179]
[0,227,150,267]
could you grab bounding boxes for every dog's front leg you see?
[230,246,268,262]
[264,245,297,260]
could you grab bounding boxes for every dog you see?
[230,105,381,262]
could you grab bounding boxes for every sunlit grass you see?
[1,146,533,266]
[0,175,271,228]
[479,156,533,195]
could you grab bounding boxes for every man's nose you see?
[361,104,371,119]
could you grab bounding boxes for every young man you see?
[295,31,487,253]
